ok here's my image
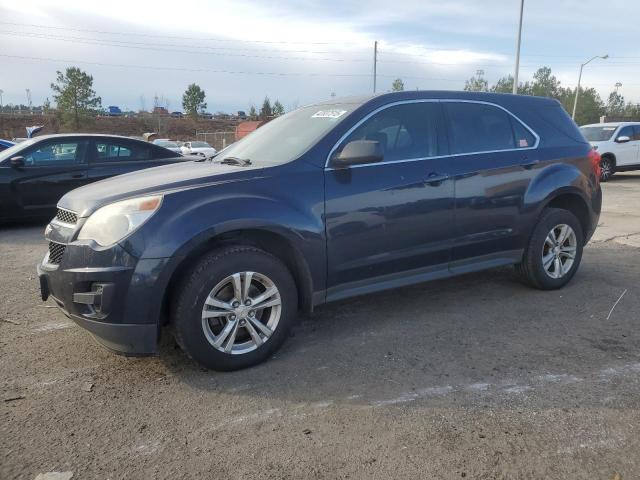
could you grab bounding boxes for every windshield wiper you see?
[220,157,252,166]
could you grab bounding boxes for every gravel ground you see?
[1,174,639,480]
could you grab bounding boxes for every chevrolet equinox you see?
[37,91,602,370]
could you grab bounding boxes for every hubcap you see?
[201,271,282,355]
[601,159,612,179]
[542,224,577,279]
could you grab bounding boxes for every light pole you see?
[572,54,608,119]
[614,82,622,93]
[513,0,525,94]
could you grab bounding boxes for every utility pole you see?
[373,41,378,94]
[0,89,3,111]
[513,0,525,94]
[26,89,32,112]
[572,54,608,120]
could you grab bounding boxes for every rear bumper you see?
[36,242,169,355]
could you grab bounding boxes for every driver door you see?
[324,101,454,300]
[614,125,639,166]
[12,138,89,215]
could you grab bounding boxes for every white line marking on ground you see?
[606,289,628,320]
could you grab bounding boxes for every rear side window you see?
[634,126,640,141]
[445,102,534,155]
[95,141,151,162]
[339,102,442,162]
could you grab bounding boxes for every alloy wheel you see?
[541,224,577,279]
[600,158,613,181]
[201,271,282,355]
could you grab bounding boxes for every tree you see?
[260,96,272,119]
[248,105,258,120]
[558,86,604,125]
[464,75,488,92]
[272,100,285,117]
[391,78,405,92]
[182,84,207,117]
[606,90,626,116]
[50,67,101,130]
[529,67,561,98]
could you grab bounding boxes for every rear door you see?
[442,101,539,270]
[88,139,179,182]
[11,138,89,214]
[613,125,639,167]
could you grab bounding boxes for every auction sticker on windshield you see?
[312,110,347,119]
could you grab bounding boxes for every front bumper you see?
[37,224,170,355]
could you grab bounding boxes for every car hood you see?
[59,161,259,217]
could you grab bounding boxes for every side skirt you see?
[324,250,523,304]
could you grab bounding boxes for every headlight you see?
[78,195,162,247]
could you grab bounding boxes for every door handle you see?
[71,173,84,179]
[424,172,450,186]
[522,158,540,170]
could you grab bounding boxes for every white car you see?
[152,139,183,155]
[580,122,640,181]
[181,141,217,158]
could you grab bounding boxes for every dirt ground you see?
[1,174,639,480]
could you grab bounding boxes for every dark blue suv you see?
[37,91,602,370]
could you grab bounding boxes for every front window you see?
[22,141,88,166]
[580,126,618,142]
[335,102,442,162]
[217,103,359,165]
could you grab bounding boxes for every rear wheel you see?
[515,208,584,290]
[600,156,615,182]
[172,246,297,370]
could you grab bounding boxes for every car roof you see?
[311,90,560,108]
[581,122,640,128]
[30,133,150,142]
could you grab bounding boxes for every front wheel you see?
[515,208,584,290]
[600,156,615,182]
[171,246,298,371]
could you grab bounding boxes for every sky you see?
[0,0,638,113]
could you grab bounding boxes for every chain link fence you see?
[195,131,236,150]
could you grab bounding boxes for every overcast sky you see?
[0,0,638,113]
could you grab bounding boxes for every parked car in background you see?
[37,91,601,371]
[0,139,15,152]
[106,106,123,116]
[180,141,217,158]
[200,112,213,119]
[580,122,640,181]
[0,134,188,221]
[170,111,184,118]
[152,139,183,154]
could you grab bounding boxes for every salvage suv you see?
[37,91,602,371]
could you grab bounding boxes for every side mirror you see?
[332,140,383,168]
[10,156,25,168]
[616,135,631,143]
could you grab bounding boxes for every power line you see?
[0,21,350,45]
[0,31,369,62]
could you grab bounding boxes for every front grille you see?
[48,242,66,264]
[55,208,78,224]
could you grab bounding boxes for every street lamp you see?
[571,54,609,120]
[513,0,525,94]
[614,82,622,93]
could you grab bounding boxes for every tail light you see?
[588,148,601,182]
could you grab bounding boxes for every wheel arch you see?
[158,227,315,328]
[600,151,616,166]
[543,192,591,241]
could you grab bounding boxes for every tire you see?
[600,156,615,182]
[171,246,298,371]
[515,208,584,290]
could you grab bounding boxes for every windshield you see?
[190,142,211,148]
[580,126,618,142]
[0,138,36,163]
[218,103,359,165]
